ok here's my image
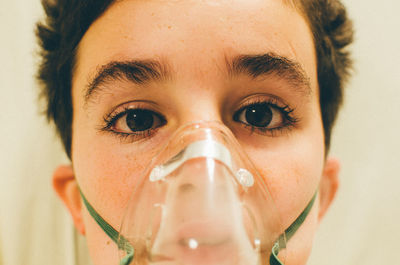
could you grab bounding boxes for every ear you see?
[317,157,340,221]
[53,165,85,235]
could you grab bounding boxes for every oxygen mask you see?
[79,121,318,265]
[118,121,285,265]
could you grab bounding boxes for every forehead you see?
[74,0,316,98]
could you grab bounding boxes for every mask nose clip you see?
[150,139,254,187]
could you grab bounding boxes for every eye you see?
[233,102,291,131]
[105,108,166,136]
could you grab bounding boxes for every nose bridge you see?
[174,83,225,126]
[180,98,223,125]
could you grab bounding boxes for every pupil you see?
[126,109,154,132]
[245,104,272,127]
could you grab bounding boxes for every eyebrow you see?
[85,59,172,104]
[84,53,311,104]
[226,53,311,96]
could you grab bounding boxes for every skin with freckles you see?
[53,0,340,264]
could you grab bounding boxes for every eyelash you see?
[100,98,299,142]
[101,106,167,142]
[233,97,298,136]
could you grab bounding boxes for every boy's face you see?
[53,0,339,264]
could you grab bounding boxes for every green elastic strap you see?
[80,188,316,265]
[79,189,134,265]
[269,192,317,265]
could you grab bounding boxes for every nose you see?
[173,87,225,127]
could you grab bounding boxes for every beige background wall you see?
[0,1,399,265]
[308,1,400,264]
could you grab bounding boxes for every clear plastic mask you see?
[117,121,286,265]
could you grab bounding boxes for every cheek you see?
[281,199,320,265]
[246,123,325,231]
[71,124,158,230]
[82,207,120,265]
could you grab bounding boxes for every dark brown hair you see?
[36,0,354,158]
